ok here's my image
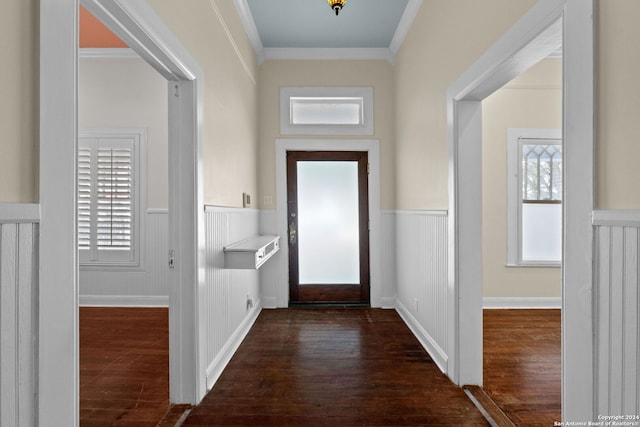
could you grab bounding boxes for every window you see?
[280,87,373,135]
[78,129,145,267]
[507,128,562,266]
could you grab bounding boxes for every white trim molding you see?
[79,295,169,307]
[39,0,79,423]
[205,302,262,390]
[232,0,264,63]
[483,297,562,309]
[388,0,423,62]
[263,48,392,63]
[593,210,640,227]
[79,48,139,59]
[0,204,40,223]
[396,301,448,373]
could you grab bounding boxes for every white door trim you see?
[446,0,594,421]
[40,2,205,424]
[39,2,79,424]
[275,139,382,307]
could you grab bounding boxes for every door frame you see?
[275,139,382,308]
[446,0,594,421]
[39,0,206,423]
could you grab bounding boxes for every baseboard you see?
[205,301,262,390]
[380,297,397,309]
[79,295,169,307]
[395,300,448,373]
[483,297,561,309]
[262,296,278,309]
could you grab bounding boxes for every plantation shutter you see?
[77,146,93,251]
[97,144,133,251]
[78,133,139,265]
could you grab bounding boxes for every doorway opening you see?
[78,0,206,406]
[447,0,594,420]
[478,55,563,424]
[77,7,173,424]
[286,151,370,305]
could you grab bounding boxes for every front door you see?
[287,151,370,305]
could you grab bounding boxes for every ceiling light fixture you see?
[328,0,347,16]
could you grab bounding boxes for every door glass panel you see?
[297,161,359,284]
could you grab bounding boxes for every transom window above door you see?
[280,87,373,135]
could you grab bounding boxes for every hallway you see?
[183,308,488,426]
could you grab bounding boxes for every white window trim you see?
[506,127,562,267]
[280,87,374,135]
[78,127,147,270]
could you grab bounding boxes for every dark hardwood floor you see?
[183,308,489,426]
[79,307,559,426]
[80,307,171,427]
[483,309,561,426]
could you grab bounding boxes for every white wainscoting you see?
[593,210,640,416]
[0,217,38,427]
[395,210,449,372]
[79,210,170,306]
[203,206,261,389]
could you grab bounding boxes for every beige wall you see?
[0,0,38,203]
[482,59,562,298]
[395,0,537,210]
[596,0,640,209]
[148,0,258,207]
[257,60,396,210]
[79,57,168,209]
[3,1,640,228]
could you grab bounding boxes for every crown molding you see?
[263,47,392,62]
[388,0,422,60]
[79,47,139,59]
[233,0,264,63]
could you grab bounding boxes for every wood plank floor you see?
[79,307,559,426]
[483,309,561,426]
[183,308,489,426]
[80,307,171,427]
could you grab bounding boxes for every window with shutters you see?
[78,129,144,267]
[507,128,562,267]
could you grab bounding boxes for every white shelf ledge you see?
[223,235,280,269]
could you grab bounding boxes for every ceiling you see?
[246,0,409,49]
[237,0,422,62]
[79,6,128,48]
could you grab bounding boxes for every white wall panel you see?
[79,211,169,305]
[203,206,261,389]
[395,211,449,371]
[380,211,397,308]
[0,222,38,427]
[594,211,640,416]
